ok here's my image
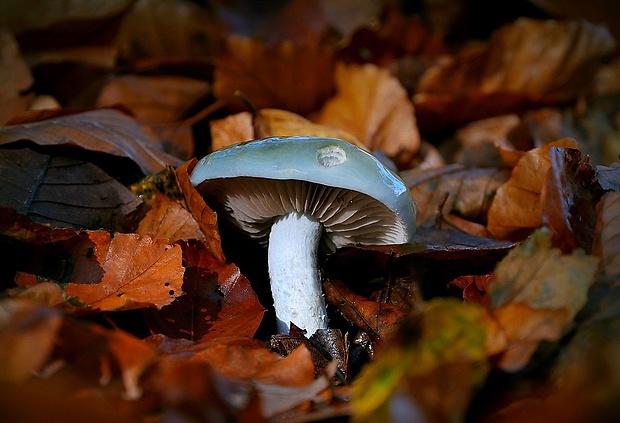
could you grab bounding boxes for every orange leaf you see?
[136,193,206,243]
[210,111,254,151]
[65,231,184,311]
[175,159,225,262]
[487,138,580,240]
[315,62,421,166]
[0,299,62,383]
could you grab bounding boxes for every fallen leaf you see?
[96,75,210,123]
[210,111,254,151]
[0,108,183,175]
[175,159,225,262]
[0,28,33,124]
[541,147,600,253]
[254,108,367,150]
[315,62,421,166]
[64,231,184,311]
[146,240,263,342]
[592,191,620,285]
[401,164,510,226]
[448,274,494,304]
[414,18,616,131]
[351,298,488,422]
[0,299,63,383]
[487,138,580,240]
[214,35,335,115]
[487,228,599,371]
[136,193,205,243]
[0,148,143,232]
[323,279,407,344]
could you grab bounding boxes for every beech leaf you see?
[214,35,335,115]
[64,231,184,311]
[487,228,599,371]
[592,191,620,285]
[136,193,206,243]
[0,148,143,232]
[315,62,421,166]
[0,299,62,383]
[487,138,580,240]
[0,108,182,174]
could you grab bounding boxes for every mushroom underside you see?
[199,176,410,252]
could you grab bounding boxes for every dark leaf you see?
[0,148,143,232]
[0,108,182,175]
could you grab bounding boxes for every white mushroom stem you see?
[268,211,328,335]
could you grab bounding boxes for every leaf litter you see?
[0,1,619,422]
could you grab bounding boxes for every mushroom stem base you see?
[268,211,327,335]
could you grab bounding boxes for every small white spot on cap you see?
[316,145,347,167]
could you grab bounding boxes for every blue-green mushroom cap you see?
[190,136,416,250]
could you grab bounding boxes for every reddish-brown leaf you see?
[0,299,63,383]
[147,240,263,342]
[64,231,184,311]
[0,108,182,174]
[175,159,225,262]
[213,35,335,115]
[448,274,494,304]
[592,191,620,285]
[541,147,601,253]
[0,28,33,124]
[136,193,206,243]
[323,279,407,344]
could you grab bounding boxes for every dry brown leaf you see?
[414,18,616,130]
[13,280,68,308]
[214,35,335,115]
[96,75,210,123]
[315,62,421,166]
[255,108,367,150]
[136,192,206,243]
[0,108,182,174]
[592,191,620,285]
[0,299,62,383]
[487,138,580,240]
[175,159,225,262]
[0,28,33,125]
[492,303,568,372]
[401,165,510,226]
[64,231,184,311]
[210,111,254,151]
[323,279,406,344]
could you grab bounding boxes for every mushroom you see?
[190,136,416,335]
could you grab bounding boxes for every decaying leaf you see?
[214,35,335,115]
[315,62,421,166]
[0,148,143,232]
[414,18,616,130]
[210,111,254,151]
[487,228,599,371]
[0,28,33,124]
[401,164,510,226]
[0,299,62,383]
[592,191,620,285]
[64,231,184,311]
[0,108,183,174]
[146,240,263,342]
[541,147,600,253]
[175,159,225,262]
[136,193,206,243]
[487,138,580,240]
[351,298,488,423]
[324,279,407,344]
[96,75,210,123]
